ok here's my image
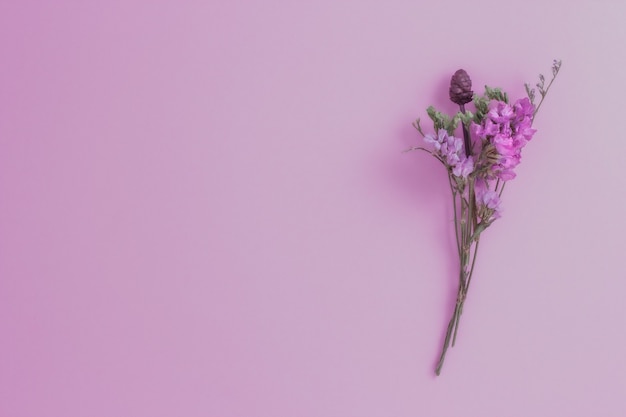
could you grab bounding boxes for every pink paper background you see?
[1,1,625,416]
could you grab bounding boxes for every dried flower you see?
[423,130,474,178]
[450,69,474,157]
[406,61,561,375]
[473,97,537,180]
[449,69,474,106]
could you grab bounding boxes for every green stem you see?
[459,104,472,157]
[533,74,558,119]
[467,178,475,249]
[451,274,466,347]
[460,194,468,257]
[464,237,481,294]
[448,175,461,257]
[435,302,461,376]
[436,177,474,373]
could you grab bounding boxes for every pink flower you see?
[424,130,447,151]
[453,156,474,178]
[474,98,536,181]
[488,101,515,124]
[424,130,474,177]
[475,178,502,219]
[513,97,534,120]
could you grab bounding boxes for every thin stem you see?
[451,289,465,347]
[448,175,461,257]
[412,119,426,137]
[459,197,466,256]
[468,178,475,241]
[533,76,557,119]
[459,190,469,254]
[533,60,562,119]
[404,147,448,170]
[402,146,435,156]
[452,241,478,347]
[459,104,472,157]
[498,181,507,198]
[435,303,461,376]
[453,191,472,347]
[453,179,472,348]
[460,196,469,290]
[436,178,469,375]
[464,237,481,294]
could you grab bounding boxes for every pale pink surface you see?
[1,1,625,416]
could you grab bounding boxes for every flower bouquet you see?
[407,60,561,375]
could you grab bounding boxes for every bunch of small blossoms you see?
[406,60,561,375]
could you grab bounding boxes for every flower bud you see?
[449,69,473,105]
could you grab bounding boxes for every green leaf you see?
[427,106,437,122]
[473,95,489,123]
[484,85,509,103]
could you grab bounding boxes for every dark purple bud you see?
[449,69,473,105]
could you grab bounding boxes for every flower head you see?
[449,69,473,105]
[473,97,536,181]
[453,156,474,178]
[424,129,447,152]
[424,130,474,178]
[475,178,502,220]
